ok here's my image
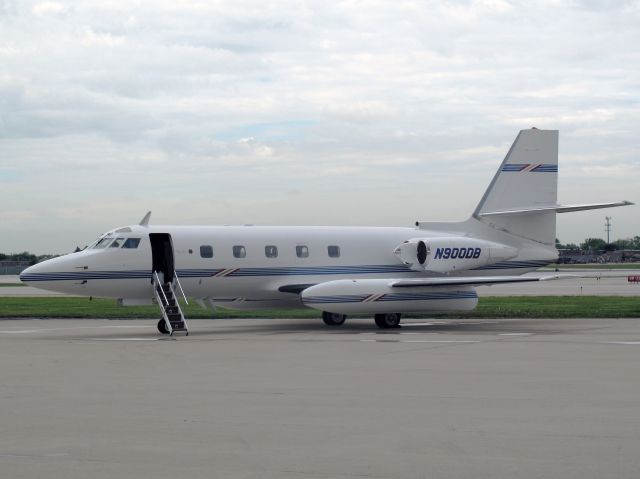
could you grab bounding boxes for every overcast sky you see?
[1,0,638,254]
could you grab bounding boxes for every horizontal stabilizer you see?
[480,201,633,217]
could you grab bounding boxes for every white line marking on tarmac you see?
[0,325,152,334]
[402,340,480,343]
[499,333,533,336]
[0,330,43,334]
[360,339,480,344]
[360,331,438,336]
[604,341,640,345]
[90,338,161,341]
[403,322,443,327]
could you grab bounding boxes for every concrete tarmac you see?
[1,317,639,479]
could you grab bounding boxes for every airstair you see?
[153,271,189,336]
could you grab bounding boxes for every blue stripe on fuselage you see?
[20,261,551,282]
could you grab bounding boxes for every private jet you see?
[20,129,633,334]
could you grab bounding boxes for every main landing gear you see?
[374,313,402,329]
[322,311,347,326]
[320,311,402,329]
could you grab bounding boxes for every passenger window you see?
[265,245,278,258]
[110,237,125,248]
[328,245,340,258]
[296,245,309,258]
[200,245,214,258]
[122,238,141,249]
[233,245,246,258]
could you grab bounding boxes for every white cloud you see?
[80,27,126,47]
[0,0,639,252]
[580,164,639,178]
[32,1,67,16]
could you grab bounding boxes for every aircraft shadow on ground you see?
[62,317,565,340]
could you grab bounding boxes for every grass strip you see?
[0,296,638,319]
[0,283,27,287]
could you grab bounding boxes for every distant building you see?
[0,261,31,275]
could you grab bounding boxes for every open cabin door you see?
[149,233,175,284]
[149,233,188,336]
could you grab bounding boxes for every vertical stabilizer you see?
[473,129,559,245]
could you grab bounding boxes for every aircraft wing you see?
[390,274,603,288]
[283,273,623,293]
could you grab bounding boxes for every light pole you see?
[605,216,612,244]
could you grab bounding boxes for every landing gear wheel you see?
[157,319,169,335]
[322,311,347,326]
[374,313,401,329]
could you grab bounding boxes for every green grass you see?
[453,296,640,319]
[0,297,320,319]
[0,296,638,319]
[0,283,27,287]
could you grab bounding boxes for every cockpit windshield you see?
[89,236,141,250]
[93,237,114,249]
[110,237,125,248]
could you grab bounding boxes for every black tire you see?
[322,311,347,326]
[157,319,170,334]
[374,313,401,329]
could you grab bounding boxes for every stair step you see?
[156,290,174,300]
[154,277,189,334]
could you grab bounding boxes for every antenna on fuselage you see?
[139,211,152,227]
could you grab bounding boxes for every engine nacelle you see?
[394,237,517,273]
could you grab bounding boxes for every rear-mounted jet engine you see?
[394,237,517,273]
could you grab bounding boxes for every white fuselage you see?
[20,224,555,311]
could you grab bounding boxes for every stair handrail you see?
[174,270,189,305]
[153,271,174,335]
[153,271,170,306]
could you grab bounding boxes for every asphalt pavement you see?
[1,317,639,479]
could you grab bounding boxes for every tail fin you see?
[473,129,559,245]
[418,128,631,245]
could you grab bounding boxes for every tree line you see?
[0,252,58,265]
[556,236,640,252]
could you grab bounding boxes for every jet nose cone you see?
[19,263,41,284]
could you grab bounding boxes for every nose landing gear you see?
[157,319,169,334]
